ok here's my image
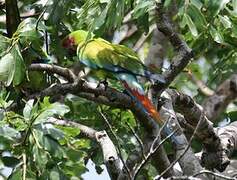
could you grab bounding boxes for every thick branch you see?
[202,74,237,122]
[216,121,237,157]
[168,89,230,171]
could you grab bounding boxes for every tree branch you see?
[159,91,206,178]
[46,117,121,180]
[5,0,21,37]
[99,111,132,179]
[202,74,237,122]
[153,1,193,93]
[28,68,172,178]
[187,72,214,96]
[168,89,230,171]
[29,63,77,83]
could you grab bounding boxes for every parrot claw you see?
[122,89,130,96]
[157,97,166,110]
[122,89,136,102]
[94,79,108,98]
[96,79,108,90]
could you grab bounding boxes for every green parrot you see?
[62,30,180,144]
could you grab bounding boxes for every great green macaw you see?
[62,30,179,144]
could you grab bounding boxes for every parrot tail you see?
[122,81,162,125]
[122,80,181,146]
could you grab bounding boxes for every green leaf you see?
[136,12,150,33]
[23,99,35,119]
[32,145,48,171]
[219,15,232,28]
[207,0,230,17]
[12,45,26,86]
[0,44,26,86]
[15,18,44,41]
[0,53,15,86]
[93,4,109,30]
[35,123,65,141]
[187,4,207,31]
[210,25,224,43]
[72,139,91,149]
[132,0,153,33]
[50,169,60,180]
[62,160,87,177]
[8,168,22,180]
[231,23,237,38]
[191,0,203,9]
[5,111,27,131]
[32,129,65,158]
[58,126,80,138]
[34,98,70,124]
[1,156,20,167]
[183,14,198,37]
[233,0,237,14]
[132,0,155,19]
[227,111,237,122]
[0,136,13,150]
[0,125,21,141]
[0,35,11,56]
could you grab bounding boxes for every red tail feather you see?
[123,82,161,124]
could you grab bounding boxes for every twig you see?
[22,152,26,180]
[36,0,52,31]
[133,25,156,52]
[122,11,132,24]
[187,71,214,96]
[45,30,49,55]
[133,128,178,180]
[115,25,137,44]
[193,170,237,180]
[132,116,172,179]
[125,122,146,160]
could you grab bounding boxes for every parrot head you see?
[62,30,89,52]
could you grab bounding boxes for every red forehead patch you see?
[62,37,75,49]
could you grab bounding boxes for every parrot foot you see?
[122,89,130,96]
[157,97,166,111]
[96,79,108,90]
[122,89,135,101]
[94,79,108,98]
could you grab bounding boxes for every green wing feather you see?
[78,38,147,77]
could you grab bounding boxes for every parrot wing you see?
[78,38,147,77]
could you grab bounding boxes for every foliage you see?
[0,0,236,179]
